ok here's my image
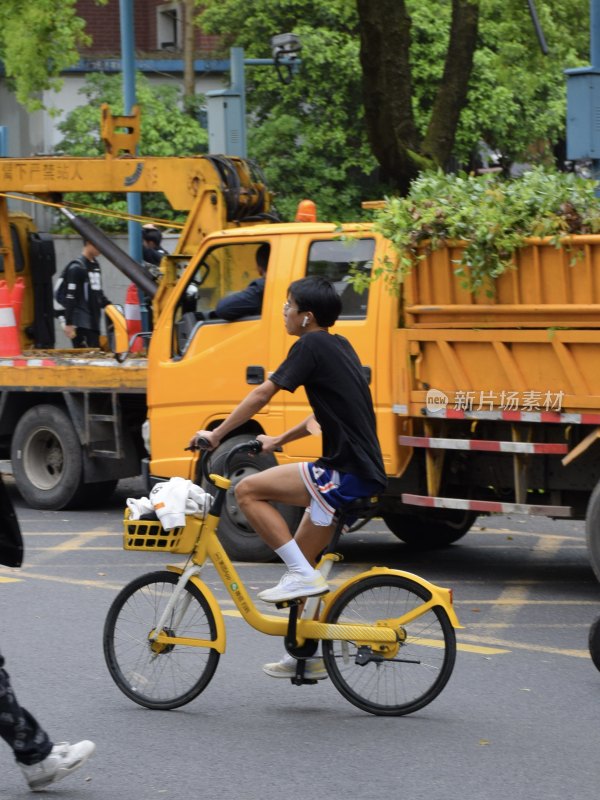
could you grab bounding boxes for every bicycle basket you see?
[122,510,201,553]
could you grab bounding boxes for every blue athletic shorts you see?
[298,462,380,527]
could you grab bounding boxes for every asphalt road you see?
[1,476,599,800]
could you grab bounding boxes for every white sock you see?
[274,540,315,577]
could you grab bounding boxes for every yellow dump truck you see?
[144,223,600,578]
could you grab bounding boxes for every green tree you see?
[0,0,103,110]
[199,0,379,222]
[357,0,590,190]
[200,0,590,208]
[55,73,208,231]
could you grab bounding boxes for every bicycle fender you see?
[166,565,227,653]
[320,566,463,629]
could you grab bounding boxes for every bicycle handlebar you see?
[188,438,264,486]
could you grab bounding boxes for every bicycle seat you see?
[337,496,380,519]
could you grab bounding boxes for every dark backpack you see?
[54,257,86,310]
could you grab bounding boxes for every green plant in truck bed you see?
[371,168,600,296]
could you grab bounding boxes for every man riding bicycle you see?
[190,276,386,675]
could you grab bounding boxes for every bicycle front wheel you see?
[322,574,456,716]
[103,570,220,710]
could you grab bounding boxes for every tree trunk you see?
[422,0,480,167]
[357,0,420,194]
[357,0,480,193]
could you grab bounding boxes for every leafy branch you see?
[371,168,600,295]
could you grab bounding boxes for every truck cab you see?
[147,223,401,559]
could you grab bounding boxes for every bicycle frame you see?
[148,471,462,656]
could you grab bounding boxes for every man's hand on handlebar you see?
[256,434,282,454]
[188,429,220,451]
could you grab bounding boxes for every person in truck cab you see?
[190,275,386,679]
[61,240,111,348]
[142,225,167,268]
[212,243,270,320]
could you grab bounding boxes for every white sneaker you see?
[257,570,329,603]
[263,654,328,680]
[20,741,96,791]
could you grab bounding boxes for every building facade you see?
[0,0,227,157]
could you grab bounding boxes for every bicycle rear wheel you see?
[103,570,220,710]
[322,574,456,716]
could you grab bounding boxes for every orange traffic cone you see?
[125,283,144,352]
[10,277,25,328]
[0,280,21,357]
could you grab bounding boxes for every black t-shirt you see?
[214,277,265,320]
[270,330,386,488]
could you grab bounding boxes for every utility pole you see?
[118,0,142,264]
[183,0,196,112]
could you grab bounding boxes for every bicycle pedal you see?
[290,677,318,686]
[274,598,303,610]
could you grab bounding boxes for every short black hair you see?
[288,276,342,327]
[256,243,270,271]
[143,229,162,247]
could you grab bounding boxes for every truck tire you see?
[585,481,600,582]
[382,508,477,548]
[11,405,86,510]
[589,615,600,671]
[76,479,119,507]
[201,434,303,562]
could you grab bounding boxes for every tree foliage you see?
[448,0,589,168]
[370,168,600,296]
[198,0,379,222]
[199,0,591,211]
[55,73,208,231]
[0,0,102,110]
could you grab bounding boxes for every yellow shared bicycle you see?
[103,440,462,716]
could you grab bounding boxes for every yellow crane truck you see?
[0,106,274,511]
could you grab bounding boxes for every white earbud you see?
[302,316,309,328]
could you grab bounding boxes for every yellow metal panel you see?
[403,238,600,328]
[0,356,147,391]
[406,329,600,413]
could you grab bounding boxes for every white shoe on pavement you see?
[263,653,328,680]
[257,570,329,603]
[20,740,96,791]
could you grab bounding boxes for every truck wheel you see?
[382,509,477,547]
[589,616,600,671]
[76,479,119,507]
[586,482,600,582]
[201,434,303,562]
[11,405,85,509]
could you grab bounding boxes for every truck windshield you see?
[172,242,266,356]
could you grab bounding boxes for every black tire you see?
[383,508,477,547]
[589,615,600,671]
[201,434,303,562]
[75,479,118,507]
[11,405,85,509]
[585,482,600,582]
[322,574,456,716]
[103,571,220,710]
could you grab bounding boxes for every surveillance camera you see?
[271,33,301,60]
